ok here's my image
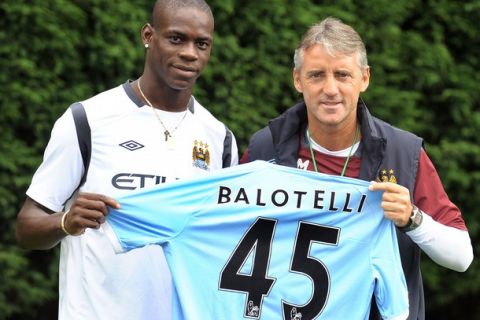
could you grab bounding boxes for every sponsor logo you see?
[112,173,177,190]
[119,140,144,151]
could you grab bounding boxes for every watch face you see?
[399,207,423,232]
[411,207,423,228]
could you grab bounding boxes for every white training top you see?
[26,82,238,320]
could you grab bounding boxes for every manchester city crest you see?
[377,168,397,184]
[192,140,210,170]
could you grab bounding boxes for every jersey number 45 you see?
[219,217,340,319]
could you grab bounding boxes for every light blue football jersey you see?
[104,161,408,320]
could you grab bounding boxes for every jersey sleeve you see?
[371,220,409,320]
[104,162,268,253]
[26,109,84,212]
[104,174,217,253]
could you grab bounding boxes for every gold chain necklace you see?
[137,78,188,149]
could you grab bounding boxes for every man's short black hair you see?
[151,0,213,27]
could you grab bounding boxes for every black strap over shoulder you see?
[70,102,91,188]
[222,126,233,168]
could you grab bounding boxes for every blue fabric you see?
[106,161,408,320]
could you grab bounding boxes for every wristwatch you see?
[399,205,423,232]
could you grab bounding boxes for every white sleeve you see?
[406,213,473,272]
[26,109,84,212]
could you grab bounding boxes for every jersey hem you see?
[384,310,409,320]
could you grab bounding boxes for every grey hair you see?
[293,17,368,71]
[151,0,213,26]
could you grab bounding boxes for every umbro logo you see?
[119,140,144,151]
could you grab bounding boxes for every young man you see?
[241,17,473,320]
[16,1,238,319]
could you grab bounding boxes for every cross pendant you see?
[164,130,171,141]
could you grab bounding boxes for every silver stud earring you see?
[144,43,149,49]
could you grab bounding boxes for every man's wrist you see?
[399,205,423,232]
[60,211,84,236]
[60,211,74,236]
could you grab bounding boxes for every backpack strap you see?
[70,102,91,188]
[222,126,234,168]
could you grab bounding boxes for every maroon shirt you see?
[240,146,467,231]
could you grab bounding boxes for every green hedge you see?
[1,1,478,319]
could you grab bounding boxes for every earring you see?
[144,43,149,49]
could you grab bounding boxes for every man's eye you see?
[169,36,182,43]
[197,41,209,49]
[336,72,349,78]
[308,72,323,79]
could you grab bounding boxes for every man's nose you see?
[323,75,339,95]
[179,42,198,61]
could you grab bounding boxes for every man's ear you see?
[293,68,303,94]
[141,23,154,45]
[360,66,370,92]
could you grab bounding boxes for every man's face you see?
[293,44,370,129]
[144,7,213,91]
